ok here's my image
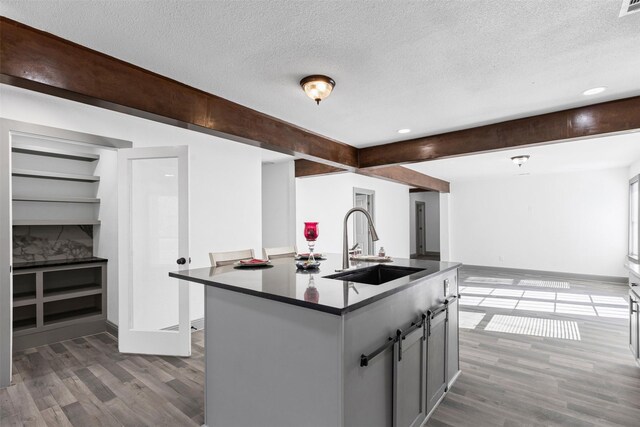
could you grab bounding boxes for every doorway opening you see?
[410,191,440,261]
[353,188,375,255]
[416,201,426,256]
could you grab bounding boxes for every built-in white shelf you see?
[12,196,100,204]
[12,219,101,226]
[12,144,99,162]
[12,168,100,183]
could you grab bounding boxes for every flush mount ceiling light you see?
[397,128,411,134]
[582,87,606,96]
[511,155,530,167]
[300,75,335,105]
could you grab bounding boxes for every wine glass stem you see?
[308,240,316,262]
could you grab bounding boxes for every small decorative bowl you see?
[296,261,320,270]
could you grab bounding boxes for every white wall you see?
[262,161,296,251]
[409,192,440,254]
[449,168,629,277]
[439,193,451,261]
[296,173,410,258]
[0,84,263,325]
[630,159,640,178]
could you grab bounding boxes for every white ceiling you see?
[2,0,640,150]
[406,131,640,182]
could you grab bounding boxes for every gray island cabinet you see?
[170,254,461,427]
[628,263,640,366]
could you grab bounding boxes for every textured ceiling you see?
[406,131,640,181]
[2,0,639,150]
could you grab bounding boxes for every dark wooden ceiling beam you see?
[294,159,350,177]
[0,17,358,169]
[295,159,450,192]
[358,95,640,168]
[357,166,449,193]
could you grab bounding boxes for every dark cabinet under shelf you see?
[44,294,102,325]
[43,266,102,297]
[13,273,36,303]
[11,260,107,350]
[13,304,37,332]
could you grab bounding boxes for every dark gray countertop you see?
[169,254,461,315]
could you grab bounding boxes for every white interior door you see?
[354,189,375,255]
[416,202,426,256]
[118,146,190,356]
[354,194,369,254]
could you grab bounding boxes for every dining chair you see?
[262,246,298,260]
[209,249,255,267]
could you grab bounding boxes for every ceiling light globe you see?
[300,75,335,105]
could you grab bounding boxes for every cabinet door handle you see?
[422,313,428,341]
[396,329,403,362]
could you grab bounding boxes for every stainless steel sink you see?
[324,265,426,285]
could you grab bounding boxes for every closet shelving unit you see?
[11,138,107,350]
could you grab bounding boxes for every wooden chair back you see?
[209,249,255,267]
[262,246,297,260]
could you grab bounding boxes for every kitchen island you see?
[170,254,461,427]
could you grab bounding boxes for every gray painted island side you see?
[170,254,462,427]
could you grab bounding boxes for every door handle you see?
[396,329,403,362]
[177,257,190,265]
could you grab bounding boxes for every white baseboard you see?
[462,264,627,284]
[105,317,205,339]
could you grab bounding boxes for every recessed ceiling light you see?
[582,87,606,96]
[398,128,411,134]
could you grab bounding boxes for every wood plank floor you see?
[1,267,639,426]
[1,331,205,426]
[427,267,640,427]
